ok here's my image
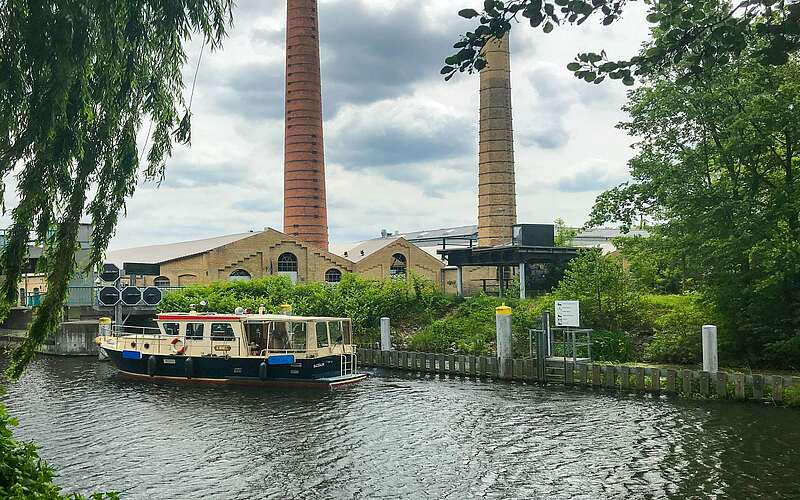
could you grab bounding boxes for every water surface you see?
[2,356,799,499]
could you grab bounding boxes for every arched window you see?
[390,253,407,278]
[325,268,342,283]
[278,253,298,272]
[229,269,252,282]
[153,276,170,288]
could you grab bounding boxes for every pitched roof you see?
[329,237,400,263]
[105,231,262,266]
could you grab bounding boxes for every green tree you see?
[553,218,578,246]
[613,231,688,293]
[445,0,800,84]
[589,47,800,366]
[551,249,643,332]
[0,1,233,380]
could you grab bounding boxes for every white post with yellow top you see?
[496,304,513,378]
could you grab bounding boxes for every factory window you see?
[154,276,170,288]
[278,253,298,272]
[390,254,407,278]
[229,269,252,282]
[325,268,342,283]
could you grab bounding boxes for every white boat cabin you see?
[105,313,354,359]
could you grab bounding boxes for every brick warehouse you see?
[106,229,446,288]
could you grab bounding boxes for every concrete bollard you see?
[380,317,392,351]
[496,304,513,378]
[702,325,718,373]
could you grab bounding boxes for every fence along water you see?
[356,348,798,405]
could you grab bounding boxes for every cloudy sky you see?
[51,1,655,249]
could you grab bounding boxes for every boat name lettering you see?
[163,359,176,365]
[313,362,326,368]
[214,345,232,352]
[234,368,243,374]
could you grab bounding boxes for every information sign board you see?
[555,300,580,327]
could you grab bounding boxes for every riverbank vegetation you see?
[159,251,714,368]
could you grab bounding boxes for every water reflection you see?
[2,357,799,499]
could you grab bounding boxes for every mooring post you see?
[702,325,718,373]
[496,304,513,379]
[380,317,392,351]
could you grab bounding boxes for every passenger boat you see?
[96,309,366,388]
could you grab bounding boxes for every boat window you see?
[247,323,268,350]
[329,321,343,345]
[269,322,290,350]
[186,323,204,340]
[289,322,307,350]
[162,323,180,336]
[211,323,235,341]
[316,322,329,348]
[342,321,352,344]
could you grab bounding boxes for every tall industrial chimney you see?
[283,0,329,250]
[477,35,517,248]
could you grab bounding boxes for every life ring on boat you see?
[170,337,186,355]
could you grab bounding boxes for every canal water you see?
[2,356,799,499]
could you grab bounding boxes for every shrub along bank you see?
[160,263,715,365]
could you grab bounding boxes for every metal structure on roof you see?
[438,224,579,298]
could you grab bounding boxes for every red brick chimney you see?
[283,0,329,250]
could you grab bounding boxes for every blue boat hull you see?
[104,349,365,388]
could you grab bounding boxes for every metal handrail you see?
[529,327,593,362]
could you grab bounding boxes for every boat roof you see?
[156,312,351,323]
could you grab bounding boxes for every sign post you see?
[555,300,580,328]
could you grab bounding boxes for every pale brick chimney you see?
[477,35,517,248]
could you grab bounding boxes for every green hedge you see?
[159,273,458,336]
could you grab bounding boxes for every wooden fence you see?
[357,348,799,405]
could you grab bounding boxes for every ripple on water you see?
[3,359,800,499]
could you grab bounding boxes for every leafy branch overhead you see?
[443,0,800,83]
[0,1,233,380]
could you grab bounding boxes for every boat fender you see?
[185,357,194,379]
[170,337,186,355]
[259,361,268,381]
[147,356,157,377]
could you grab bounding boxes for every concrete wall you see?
[39,320,99,356]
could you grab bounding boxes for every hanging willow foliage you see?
[0,1,234,380]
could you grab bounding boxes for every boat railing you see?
[109,325,163,337]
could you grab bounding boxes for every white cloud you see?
[4,0,654,249]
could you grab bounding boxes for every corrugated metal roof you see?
[394,225,477,241]
[106,231,263,266]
